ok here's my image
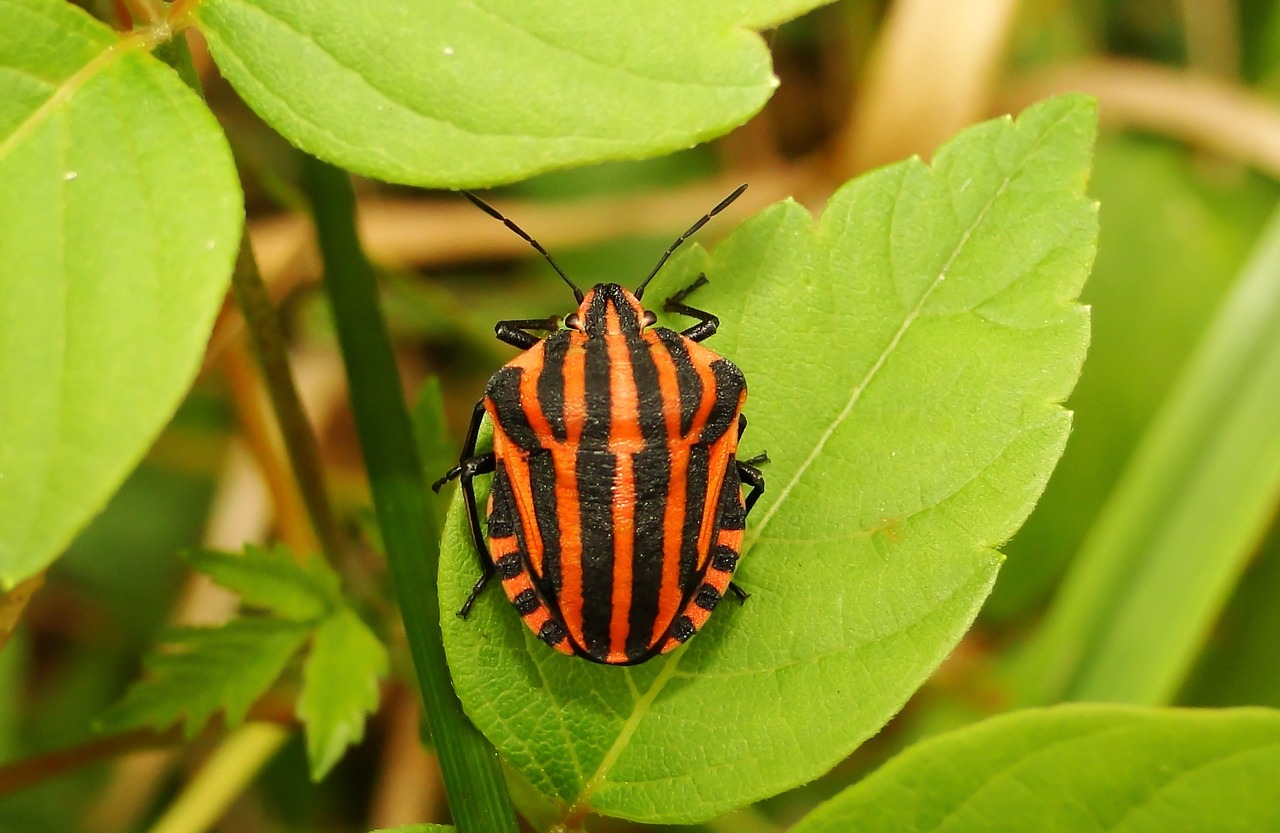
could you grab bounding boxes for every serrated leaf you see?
[790,705,1280,833]
[0,0,242,588]
[186,544,342,621]
[299,608,389,780]
[99,619,309,737]
[191,0,835,187]
[439,94,1096,824]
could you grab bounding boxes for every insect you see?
[433,185,765,665]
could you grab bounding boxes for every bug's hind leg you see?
[448,452,496,618]
[431,398,501,617]
[664,275,720,343]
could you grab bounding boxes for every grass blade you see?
[303,157,519,833]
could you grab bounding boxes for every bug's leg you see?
[738,457,767,517]
[453,452,497,618]
[429,399,500,617]
[728,582,751,603]
[664,275,720,343]
[495,316,560,350]
[433,400,487,492]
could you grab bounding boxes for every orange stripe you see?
[606,311,637,660]
[647,332,690,646]
[555,333,587,648]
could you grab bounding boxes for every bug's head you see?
[567,284,657,337]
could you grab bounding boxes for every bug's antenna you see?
[462,191,585,303]
[634,183,748,300]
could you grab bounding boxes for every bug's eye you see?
[565,313,582,330]
[641,310,658,329]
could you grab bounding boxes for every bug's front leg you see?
[664,275,719,343]
[495,317,560,349]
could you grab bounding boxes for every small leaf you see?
[440,94,1096,824]
[191,0,835,186]
[99,619,309,737]
[298,608,389,780]
[186,544,342,621]
[0,0,242,588]
[789,705,1280,833]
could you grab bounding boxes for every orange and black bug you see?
[433,186,765,665]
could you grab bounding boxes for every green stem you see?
[301,156,520,833]
[144,723,288,833]
[228,242,348,563]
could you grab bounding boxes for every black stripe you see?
[485,368,540,449]
[695,584,721,611]
[539,619,567,646]
[627,330,668,447]
[714,460,745,531]
[577,450,616,660]
[583,286,612,337]
[702,358,746,444]
[672,615,696,643]
[537,330,570,442]
[527,449,561,597]
[496,553,521,579]
[513,588,539,615]
[654,328,703,437]
[486,461,516,539]
[610,287,640,332]
[581,327,612,446]
[680,444,710,595]
[710,546,739,573]
[627,448,670,660]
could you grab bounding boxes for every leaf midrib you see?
[0,28,160,162]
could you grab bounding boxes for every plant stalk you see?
[301,156,520,833]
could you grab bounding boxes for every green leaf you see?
[298,607,389,780]
[99,619,310,737]
[989,137,1278,620]
[0,0,243,588]
[1013,200,1280,706]
[789,705,1280,833]
[439,95,1096,824]
[191,0,835,187]
[186,544,342,621]
[370,826,454,833]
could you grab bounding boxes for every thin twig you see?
[229,241,347,562]
[998,59,1280,181]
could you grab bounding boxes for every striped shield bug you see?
[433,186,765,665]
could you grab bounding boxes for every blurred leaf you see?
[789,704,1280,833]
[0,0,242,588]
[412,377,459,526]
[370,826,454,833]
[191,0,835,187]
[440,95,1096,824]
[98,619,309,737]
[1014,202,1280,706]
[990,139,1278,619]
[1182,519,1280,709]
[186,544,342,622]
[298,608,389,781]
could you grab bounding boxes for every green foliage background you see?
[2,1,1280,832]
